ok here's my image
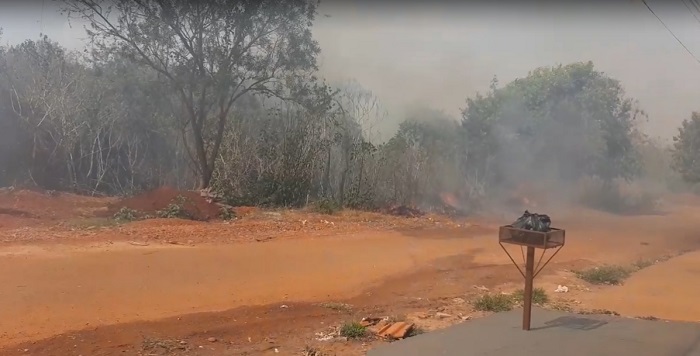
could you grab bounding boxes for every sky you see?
[1,0,700,142]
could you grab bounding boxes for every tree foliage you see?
[64,0,321,188]
[0,16,684,213]
[461,62,643,197]
[672,112,700,184]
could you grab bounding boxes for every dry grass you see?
[141,337,189,355]
[512,287,549,305]
[472,294,516,312]
[302,345,324,356]
[318,302,353,313]
[575,265,631,285]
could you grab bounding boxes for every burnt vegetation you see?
[0,1,697,215]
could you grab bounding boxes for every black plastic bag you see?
[511,210,552,232]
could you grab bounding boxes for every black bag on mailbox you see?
[511,210,551,232]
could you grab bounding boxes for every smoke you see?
[313,0,700,142]
[487,95,604,211]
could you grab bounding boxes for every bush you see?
[219,206,235,221]
[313,199,341,215]
[577,177,659,215]
[113,207,139,221]
[339,322,367,339]
[575,265,631,285]
[473,293,516,312]
[632,259,654,270]
[512,287,549,305]
[156,195,193,219]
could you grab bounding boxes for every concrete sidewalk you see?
[367,308,700,356]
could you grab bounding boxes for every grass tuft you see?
[575,265,631,285]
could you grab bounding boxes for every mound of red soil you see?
[111,187,221,221]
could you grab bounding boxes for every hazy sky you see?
[2,0,699,141]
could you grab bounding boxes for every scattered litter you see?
[360,317,383,327]
[452,297,466,304]
[414,312,429,319]
[315,327,340,342]
[435,312,452,319]
[128,241,149,246]
[280,304,289,309]
[555,285,569,293]
[274,348,279,353]
[357,317,415,340]
[378,321,414,339]
[458,313,472,321]
[207,337,217,343]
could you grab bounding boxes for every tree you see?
[378,108,462,206]
[332,80,383,206]
[671,112,700,183]
[461,62,643,196]
[64,0,321,188]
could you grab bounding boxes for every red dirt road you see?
[0,231,487,346]
[0,190,699,355]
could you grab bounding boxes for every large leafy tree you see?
[64,0,321,188]
[671,112,700,184]
[461,62,643,194]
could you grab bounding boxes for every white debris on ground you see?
[555,285,569,293]
[315,327,340,342]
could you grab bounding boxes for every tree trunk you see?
[322,147,331,197]
[198,165,214,190]
[338,135,352,206]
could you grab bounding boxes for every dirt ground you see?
[0,188,699,355]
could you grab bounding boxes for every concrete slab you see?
[367,308,700,356]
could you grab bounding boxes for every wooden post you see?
[523,246,535,330]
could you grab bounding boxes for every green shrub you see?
[339,322,367,339]
[156,195,193,219]
[219,206,235,221]
[512,287,549,305]
[113,207,139,221]
[473,293,516,312]
[313,199,341,215]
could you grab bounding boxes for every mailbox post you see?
[498,225,566,330]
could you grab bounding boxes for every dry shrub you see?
[575,265,631,285]
[576,177,659,215]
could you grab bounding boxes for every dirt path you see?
[583,250,700,321]
[0,199,698,355]
[0,231,490,347]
